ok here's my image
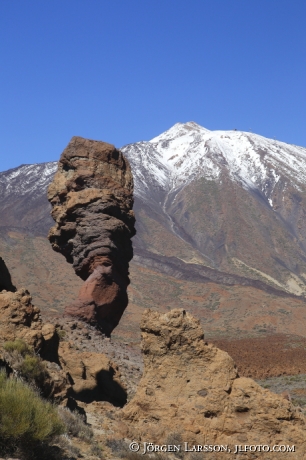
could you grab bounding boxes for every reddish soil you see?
[211,334,306,379]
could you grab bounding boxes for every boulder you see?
[48,136,135,335]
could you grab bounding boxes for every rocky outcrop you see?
[0,287,69,399]
[122,309,306,459]
[0,268,126,406]
[59,342,127,407]
[0,288,44,350]
[48,136,135,335]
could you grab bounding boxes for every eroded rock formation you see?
[0,288,45,350]
[0,286,70,399]
[0,260,126,406]
[122,309,306,459]
[48,136,135,335]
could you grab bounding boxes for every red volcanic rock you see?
[65,257,128,334]
[48,137,135,335]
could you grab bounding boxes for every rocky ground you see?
[45,310,306,405]
[211,333,306,379]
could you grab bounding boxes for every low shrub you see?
[56,329,66,341]
[19,354,47,383]
[57,406,93,442]
[54,435,81,459]
[90,443,103,456]
[0,371,64,454]
[3,338,47,385]
[106,438,130,458]
[3,338,32,357]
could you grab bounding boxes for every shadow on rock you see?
[0,257,16,292]
[68,368,127,407]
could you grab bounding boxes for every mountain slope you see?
[122,122,306,295]
[0,162,57,235]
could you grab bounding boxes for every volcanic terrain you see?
[2,122,306,378]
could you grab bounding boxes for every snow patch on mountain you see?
[0,162,58,197]
[122,122,306,206]
[2,122,306,213]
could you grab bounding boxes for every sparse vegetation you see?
[106,438,129,457]
[90,442,103,456]
[3,338,47,385]
[56,328,67,341]
[19,354,47,382]
[3,338,32,356]
[57,406,93,442]
[0,371,64,456]
[256,373,306,410]
[54,435,81,458]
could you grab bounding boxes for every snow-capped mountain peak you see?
[150,121,210,144]
[122,122,306,206]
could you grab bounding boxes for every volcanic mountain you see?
[2,122,306,345]
[122,122,306,296]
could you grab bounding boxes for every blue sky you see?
[1,0,306,171]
